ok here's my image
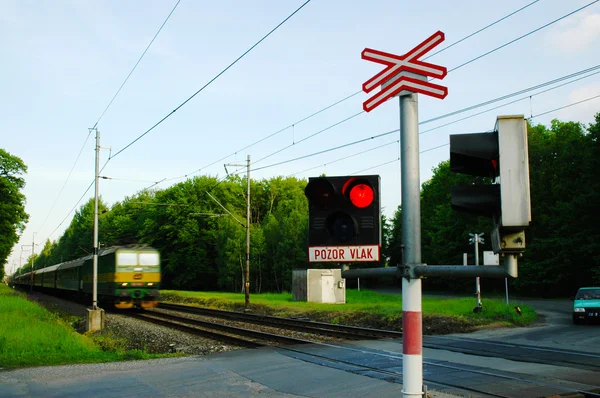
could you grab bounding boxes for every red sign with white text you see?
[308,245,380,262]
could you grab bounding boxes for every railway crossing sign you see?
[361,30,448,112]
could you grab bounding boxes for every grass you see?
[160,288,537,331]
[0,284,165,369]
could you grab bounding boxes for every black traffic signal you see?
[449,115,531,253]
[305,175,381,262]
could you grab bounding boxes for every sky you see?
[2,0,600,274]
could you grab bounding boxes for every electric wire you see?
[424,65,600,125]
[184,91,364,178]
[145,0,544,187]
[41,1,594,241]
[423,0,541,60]
[348,94,600,176]
[448,0,599,74]
[109,0,311,161]
[35,1,181,243]
[228,1,599,171]
[41,1,311,241]
[45,159,110,241]
[419,68,600,135]
[287,139,399,177]
[530,93,600,118]
[35,130,93,236]
[259,67,600,177]
[92,0,182,129]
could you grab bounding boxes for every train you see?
[11,245,161,309]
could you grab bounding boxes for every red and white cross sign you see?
[362,31,448,112]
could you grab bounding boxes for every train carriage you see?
[12,245,161,309]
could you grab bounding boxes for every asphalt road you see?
[374,286,600,354]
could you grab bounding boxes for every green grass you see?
[160,288,536,330]
[0,284,165,369]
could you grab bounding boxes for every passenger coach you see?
[12,246,161,309]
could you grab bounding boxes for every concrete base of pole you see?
[86,308,105,332]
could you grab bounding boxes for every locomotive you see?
[12,246,161,309]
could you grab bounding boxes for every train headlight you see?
[574,308,585,312]
[121,282,128,287]
[147,283,154,286]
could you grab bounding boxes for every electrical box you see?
[292,269,346,304]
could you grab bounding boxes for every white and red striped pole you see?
[400,93,424,397]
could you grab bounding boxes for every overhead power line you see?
[448,0,599,73]
[347,93,600,176]
[423,0,541,60]
[44,1,593,242]
[109,0,311,161]
[287,139,399,177]
[45,158,110,242]
[254,66,600,176]
[36,1,181,241]
[145,0,543,187]
[228,1,598,172]
[531,93,600,118]
[41,1,311,241]
[92,0,182,129]
[35,130,93,236]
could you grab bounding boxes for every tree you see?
[0,149,29,279]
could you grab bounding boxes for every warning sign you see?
[308,245,380,262]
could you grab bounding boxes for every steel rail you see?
[158,302,401,339]
[280,343,600,398]
[132,310,311,346]
[127,312,262,348]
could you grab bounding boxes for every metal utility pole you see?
[245,155,251,311]
[400,93,423,398]
[31,233,35,291]
[225,155,251,310]
[469,233,484,310]
[93,129,100,310]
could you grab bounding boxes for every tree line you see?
[0,149,28,281]
[8,113,600,297]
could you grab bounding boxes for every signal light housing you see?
[305,175,381,262]
[449,115,531,254]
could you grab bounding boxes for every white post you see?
[245,154,251,310]
[93,129,100,310]
[475,236,481,308]
[400,94,423,398]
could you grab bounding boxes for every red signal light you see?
[349,184,374,208]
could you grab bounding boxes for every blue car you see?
[573,287,600,324]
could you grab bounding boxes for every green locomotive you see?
[13,246,161,309]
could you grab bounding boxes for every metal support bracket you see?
[401,263,427,280]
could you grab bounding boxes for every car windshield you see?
[575,288,600,299]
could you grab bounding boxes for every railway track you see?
[157,303,600,370]
[127,310,311,347]
[127,303,600,398]
[281,343,600,398]
[143,302,600,397]
[158,302,400,340]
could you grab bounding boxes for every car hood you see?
[574,299,600,308]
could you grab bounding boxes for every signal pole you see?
[245,155,251,311]
[225,155,251,310]
[469,233,484,311]
[400,93,423,398]
[87,127,105,332]
[93,129,100,310]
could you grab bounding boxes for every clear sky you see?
[3,0,600,273]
